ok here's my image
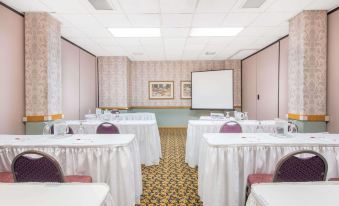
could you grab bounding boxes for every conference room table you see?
[86,112,156,121]
[0,183,111,206]
[0,134,142,206]
[185,119,276,167]
[198,133,339,206]
[67,120,162,166]
[246,182,339,206]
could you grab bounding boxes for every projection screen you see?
[191,70,233,110]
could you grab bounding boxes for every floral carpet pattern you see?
[139,128,203,206]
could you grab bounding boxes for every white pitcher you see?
[234,111,245,120]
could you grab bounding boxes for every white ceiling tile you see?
[207,37,235,45]
[161,14,193,27]
[39,0,88,13]
[229,49,257,59]
[93,14,131,27]
[67,37,96,46]
[238,26,289,37]
[94,38,120,47]
[306,0,339,10]
[222,12,260,27]
[192,13,226,27]
[61,27,87,38]
[118,0,160,13]
[196,0,238,13]
[103,46,128,56]
[160,0,197,13]
[115,37,141,46]
[185,37,210,45]
[250,35,281,48]
[226,37,258,50]
[79,26,112,38]
[164,38,187,48]
[161,28,190,38]
[59,14,100,27]
[251,12,296,27]
[1,0,50,12]
[128,14,160,27]
[139,37,163,46]
[267,0,312,12]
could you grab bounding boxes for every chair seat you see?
[329,178,339,181]
[0,172,14,183]
[64,175,92,183]
[247,174,273,186]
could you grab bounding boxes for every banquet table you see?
[198,133,339,206]
[185,120,276,167]
[67,120,162,166]
[0,183,110,206]
[246,182,339,206]
[0,134,142,206]
[86,112,156,121]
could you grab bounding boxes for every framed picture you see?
[149,81,174,99]
[181,81,192,99]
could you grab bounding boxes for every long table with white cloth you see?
[0,134,142,206]
[198,133,339,206]
[0,183,111,206]
[86,112,156,121]
[185,120,276,167]
[246,182,339,206]
[67,120,161,166]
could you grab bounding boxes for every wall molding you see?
[23,114,64,122]
[288,113,329,122]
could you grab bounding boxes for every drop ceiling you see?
[1,0,338,60]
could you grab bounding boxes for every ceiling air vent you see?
[242,0,266,8]
[88,0,114,10]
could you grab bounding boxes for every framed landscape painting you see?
[149,81,174,99]
[181,81,192,99]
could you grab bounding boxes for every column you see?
[288,10,328,132]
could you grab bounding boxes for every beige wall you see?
[129,60,241,107]
[61,39,97,120]
[0,5,25,134]
[279,37,289,119]
[327,9,339,133]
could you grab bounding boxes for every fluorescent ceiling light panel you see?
[88,0,114,10]
[190,28,243,37]
[108,28,161,37]
[242,0,266,8]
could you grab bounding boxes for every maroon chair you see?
[96,122,119,134]
[11,150,92,183]
[0,172,14,183]
[219,121,242,133]
[246,150,327,199]
[50,125,74,135]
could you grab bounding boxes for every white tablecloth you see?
[0,134,142,206]
[247,182,339,206]
[198,133,339,206]
[185,120,276,167]
[67,120,162,166]
[86,113,156,121]
[0,183,110,206]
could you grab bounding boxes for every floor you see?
[140,128,203,206]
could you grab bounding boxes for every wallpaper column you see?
[98,56,130,109]
[24,12,62,122]
[288,11,327,123]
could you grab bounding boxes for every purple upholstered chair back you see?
[96,122,120,134]
[50,125,74,134]
[11,150,64,183]
[273,150,327,182]
[219,121,242,133]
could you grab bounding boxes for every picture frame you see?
[149,81,174,99]
[181,81,192,99]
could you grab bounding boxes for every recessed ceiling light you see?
[242,0,266,8]
[190,28,243,37]
[108,28,161,37]
[88,0,114,10]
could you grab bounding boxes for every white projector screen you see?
[191,70,233,110]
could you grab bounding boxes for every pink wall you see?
[61,39,80,120]
[61,39,97,120]
[279,37,289,119]
[79,49,97,118]
[242,42,283,120]
[242,56,257,119]
[0,5,25,134]
[327,9,339,133]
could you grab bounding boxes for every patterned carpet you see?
[139,128,203,206]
